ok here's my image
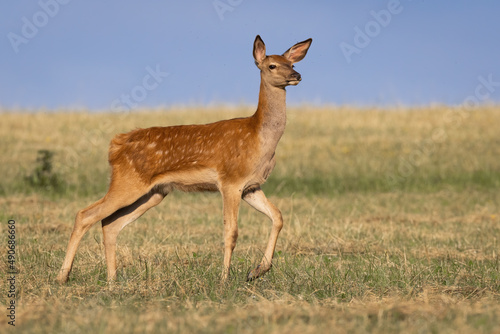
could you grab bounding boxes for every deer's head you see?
[253,35,312,88]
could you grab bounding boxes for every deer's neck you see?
[253,78,287,151]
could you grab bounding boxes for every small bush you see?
[25,149,66,194]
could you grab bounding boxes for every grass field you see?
[1,106,500,333]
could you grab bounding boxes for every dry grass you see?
[1,106,500,333]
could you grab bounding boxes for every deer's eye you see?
[269,64,276,70]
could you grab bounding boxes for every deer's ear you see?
[282,38,312,64]
[253,35,266,67]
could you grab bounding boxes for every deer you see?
[56,35,312,284]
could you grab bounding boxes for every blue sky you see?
[1,1,499,110]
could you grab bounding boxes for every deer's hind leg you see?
[101,191,166,281]
[56,177,149,284]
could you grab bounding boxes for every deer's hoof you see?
[246,264,271,282]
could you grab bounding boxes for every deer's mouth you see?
[287,78,301,85]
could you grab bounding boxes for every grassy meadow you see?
[1,106,500,333]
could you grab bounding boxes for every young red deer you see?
[56,35,312,284]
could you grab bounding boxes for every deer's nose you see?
[291,72,301,81]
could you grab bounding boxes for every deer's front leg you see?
[221,187,242,280]
[243,187,283,281]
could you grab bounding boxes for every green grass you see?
[1,106,500,333]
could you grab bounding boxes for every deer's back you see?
[108,117,264,188]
